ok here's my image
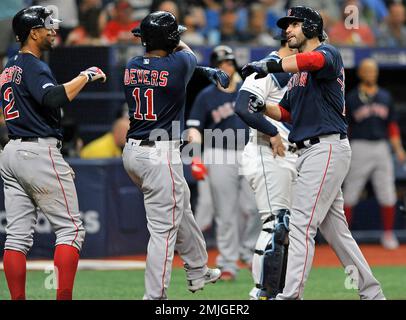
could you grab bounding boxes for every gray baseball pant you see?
[276,134,385,300]
[123,139,209,300]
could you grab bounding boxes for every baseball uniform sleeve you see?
[234,90,279,136]
[240,73,272,103]
[186,88,208,131]
[313,44,340,80]
[173,50,198,83]
[25,61,58,106]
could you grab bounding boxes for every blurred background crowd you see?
[0,0,406,52]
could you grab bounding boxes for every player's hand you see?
[241,61,268,80]
[396,148,406,164]
[211,69,230,89]
[191,157,208,181]
[270,134,286,158]
[197,66,230,89]
[80,66,107,83]
[248,94,265,113]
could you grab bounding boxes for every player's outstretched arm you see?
[242,52,326,79]
[235,90,279,136]
[247,95,292,123]
[63,66,107,101]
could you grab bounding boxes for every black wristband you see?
[266,59,284,73]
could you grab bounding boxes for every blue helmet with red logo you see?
[277,6,325,41]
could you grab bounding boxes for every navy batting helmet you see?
[132,11,186,52]
[12,6,61,43]
[277,6,325,41]
[210,45,237,68]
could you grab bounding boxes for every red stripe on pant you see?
[159,152,177,298]
[48,146,79,246]
[296,144,332,299]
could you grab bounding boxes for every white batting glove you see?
[80,66,107,83]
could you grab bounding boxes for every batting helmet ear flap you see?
[131,27,141,37]
[131,27,147,46]
[302,22,319,39]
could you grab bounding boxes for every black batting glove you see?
[211,69,230,89]
[248,94,265,113]
[195,66,230,89]
[241,61,268,79]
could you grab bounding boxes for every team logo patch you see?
[143,58,150,64]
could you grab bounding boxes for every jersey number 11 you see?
[132,88,157,121]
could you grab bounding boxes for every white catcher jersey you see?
[239,51,292,147]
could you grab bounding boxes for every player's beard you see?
[287,33,307,52]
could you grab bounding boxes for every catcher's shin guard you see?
[257,209,290,299]
[251,213,274,298]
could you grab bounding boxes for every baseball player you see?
[186,45,260,281]
[242,6,385,300]
[235,32,298,299]
[0,6,106,300]
[344,58,406,250]
[122,11,229,300]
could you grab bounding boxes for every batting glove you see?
[211,69,230,89]
[191,157,208,181]
[241,61,268,79]
[80,66,107,83]
[248,94,265,113]
[196,66,230,89]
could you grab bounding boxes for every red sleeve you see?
[388,121,401,139]
[296,52,326,71]
[278,105,291,123]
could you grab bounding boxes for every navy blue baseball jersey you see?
[124,50,197,140]
[0,53,62,140]
[279,44,347,143]
[186,82,249,149]
[346,87,396,140]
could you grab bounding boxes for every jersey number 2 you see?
[3,87,20,121]
[132,88,157,121]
